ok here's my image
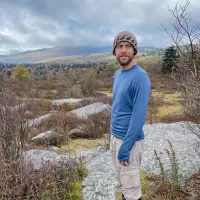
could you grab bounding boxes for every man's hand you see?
[119,160,129,166]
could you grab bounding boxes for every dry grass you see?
[0,151,87,200]
[115,170,200,200]
[58,138,103,153]
[98,87,183,124]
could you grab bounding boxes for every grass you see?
[152,90,182,117]
[115,170,199,200]
[98,88,182,118]
[58,137,107,153]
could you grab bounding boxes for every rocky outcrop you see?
[70,102,111,119]
[78,122,200,200]
[31,130,62,146]
[78,147,117,200]
[142,122,200,182]
[24,149,73,171]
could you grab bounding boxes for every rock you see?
[68,128,85,138]
[31,131,62,146]
[48,146,60,151]
[142,121,200,183]
[78,122,200,200]
[77,146,117,200]
[11,103,27,111]
[28,113,52,127]
[23,149,74,171]
[52,98,83,106]
[70,102,111,119]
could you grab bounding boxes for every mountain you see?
[0,46,162,64]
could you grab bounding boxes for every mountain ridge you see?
[0,45,163,64]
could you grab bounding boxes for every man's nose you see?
[121,46,127,52]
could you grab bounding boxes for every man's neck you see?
[120,59,136,70]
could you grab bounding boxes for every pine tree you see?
[162,46,179,74]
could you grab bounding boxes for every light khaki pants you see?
[110,135,144,200]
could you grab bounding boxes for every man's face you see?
[114,41,134,66]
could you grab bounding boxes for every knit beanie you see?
[112,31,137,55]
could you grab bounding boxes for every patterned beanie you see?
[112,31,137,55]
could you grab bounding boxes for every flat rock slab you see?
[79,122,200,199]
[142,122,200,183]
[24,149,72,171]
[52,98,84,106]
[70,102,110,119]
[77,147,118,200]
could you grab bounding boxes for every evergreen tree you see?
[162,46,179,74]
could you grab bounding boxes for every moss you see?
[140,170,156,199]
[58,138,103,153]
[68,182,83,200]
[97,90,113,97]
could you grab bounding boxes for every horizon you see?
[0,45,164,56]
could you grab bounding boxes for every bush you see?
[83,112,111,139]
[0,152,87,200]
[0,90,30,162]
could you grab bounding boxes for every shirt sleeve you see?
[117,72,151,161]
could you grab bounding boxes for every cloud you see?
[0,0,199,54]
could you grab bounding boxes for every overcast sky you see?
[0,0,199,55]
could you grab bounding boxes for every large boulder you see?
[70,102,111,119]
[78,122,200,200]
[31,131,62,146]
[142,121,200,183]
[24,149,74,171]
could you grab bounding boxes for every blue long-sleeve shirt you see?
[111,64,151,161]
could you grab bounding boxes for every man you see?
[110,31,151,200]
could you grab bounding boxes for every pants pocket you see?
[120,168,140,189]
[130,141,143,167]
[120,168,142,200]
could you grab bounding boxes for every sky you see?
[0,0,199,55]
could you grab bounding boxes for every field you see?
[0,54,199,200]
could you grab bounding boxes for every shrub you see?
[0,152,87,200]
[12,65,31,81]
[0,90,30,162]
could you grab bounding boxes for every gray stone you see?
[28,113,52,127]
[77,147,117,200]
[24,149,73,171]
[78,122,200,200]
[142,121,200,183]
[70,102,111,119]
[48,146,60,151]
[68,128,85,138]
[31,131,62,145]
[52,98,83,106]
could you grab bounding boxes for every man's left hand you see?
[119,161,129,166]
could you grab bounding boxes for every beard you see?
[117,55,134,66]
